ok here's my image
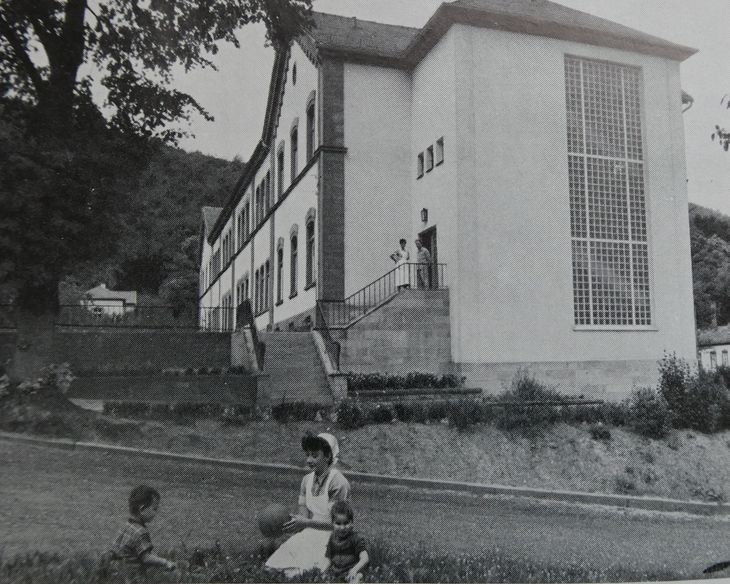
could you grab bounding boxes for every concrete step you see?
[259,331,332,405]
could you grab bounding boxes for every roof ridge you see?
[311,10,421,32]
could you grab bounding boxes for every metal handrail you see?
[319,263,447,327]
[236,299,265,371]
[315,301,340,371]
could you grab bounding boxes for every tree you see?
[0,0,312,378]
[711,94,730,151]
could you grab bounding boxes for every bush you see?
[335,399,365,430]
[446,399,485,431]
[626,387,671,439]
[346,372,464,392]
[656,353,730,433]
[271,402,329,423]
[366,403,394,424]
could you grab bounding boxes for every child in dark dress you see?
[325,501,368,583]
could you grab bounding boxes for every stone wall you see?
[455,359,659,402]
[55,329,230,373]
[336,289,452,375]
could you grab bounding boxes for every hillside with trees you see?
[689,202,730,328]
[61,145,244,313]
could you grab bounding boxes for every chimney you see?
[711,301,718,328]
[352,16,358,28]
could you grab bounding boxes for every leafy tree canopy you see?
[0,0,311,311]
[711,95,730,152]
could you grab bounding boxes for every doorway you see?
[418,226,438,288]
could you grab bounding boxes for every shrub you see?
[365,403,394,424]
[501,369,563,402]
[626,387,671,439]
[271,402,328,423]
[346,372,463,392]
[335,399,365,430]
[446,399,486,431]
[589,423,611,441]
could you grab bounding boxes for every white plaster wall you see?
[272,166,318,323]
[699,345,730,370]
[448,24,696,365]
[411,27,458,293]
[276,42,319,193]
[343,64,412,296]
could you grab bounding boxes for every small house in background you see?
[697,326,730,371]
[81,283,137,318]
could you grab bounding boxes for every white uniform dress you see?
[393,248,410,288]
[264,470,336,576]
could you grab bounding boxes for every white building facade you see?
[199,0,698,398]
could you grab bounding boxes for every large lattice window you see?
[565,56,650,327]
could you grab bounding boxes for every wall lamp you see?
[421,208,428,223]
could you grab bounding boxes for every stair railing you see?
[315,301,341,371]
[236,299,265,371]
[319,263,447,327]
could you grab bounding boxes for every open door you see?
[418,226,438,288]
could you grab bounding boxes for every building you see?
[697,327,730,371]
[82,283,137,318]
[199,0,698,399]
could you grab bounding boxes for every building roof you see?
[309,1,696,65]
[84,284,137,305]
[207,1,696,242]
[305,12,419,60]
[698,326,730,348]
[202,206,222,234]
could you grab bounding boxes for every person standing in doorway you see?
[390,238,410,290]
[415,239,432,289]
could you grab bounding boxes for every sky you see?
[174,0,730,215]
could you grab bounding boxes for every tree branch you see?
[0,12,44,93]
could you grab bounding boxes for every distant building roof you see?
[698,326,730,348]
[84,284,137,305]
[202,207,223,234]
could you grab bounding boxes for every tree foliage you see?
[690,203,730,327]
[0,0,311,310]
[711,95,730,152]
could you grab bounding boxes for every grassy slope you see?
[5,391,728,503]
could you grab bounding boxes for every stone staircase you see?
[259,331,333,405]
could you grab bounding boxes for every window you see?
[255,185,261,224]
[417,153,424,178]
[292,62,297,85]
[278,147,285,198]
[306,99,316,161]
[277,247,284,304]
[290,234,298,297]
[565,56,650,327]
[254,269,260,314]
[306,219,315,287]
[237,212,243,250]
[291,126,298,180]
[265,171,271,214]
[723,350,728,367]
[711,351,718,371]
[264,260,271,310]
[244,201,250,238]
[436,137,444,165]
[426,146,434,172]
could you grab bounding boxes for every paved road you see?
[1,440,729,577]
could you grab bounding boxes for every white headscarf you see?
[317,432,339,465]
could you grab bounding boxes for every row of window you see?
[416,137,444,179]
[230,217,316,317]
[202,95,317,294]
[708,349,729,370]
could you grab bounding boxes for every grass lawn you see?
[3,385,730,504]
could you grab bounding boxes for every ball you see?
[258,503,290,538]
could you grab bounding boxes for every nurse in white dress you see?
[390,238,410,289]
[265,433,350,576]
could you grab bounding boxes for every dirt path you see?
[2,440,729,578]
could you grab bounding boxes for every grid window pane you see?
[565,56,650,327]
